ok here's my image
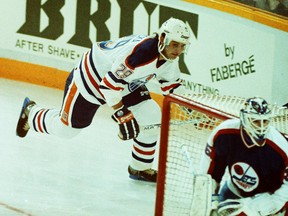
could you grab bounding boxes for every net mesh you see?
[156,94,288,216]
[180,94,288,135]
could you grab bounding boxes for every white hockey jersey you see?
[72,34,182,106]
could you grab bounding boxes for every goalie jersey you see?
[72,34,182,107]
[201,119,288,207]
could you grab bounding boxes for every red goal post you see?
[154,93,288,216]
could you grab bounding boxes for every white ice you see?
[0,78,157,216]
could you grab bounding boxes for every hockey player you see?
[16,18,191,183]
[201,97,288,215]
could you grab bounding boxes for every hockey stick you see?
[139,118,200,134]
[139,123,161,131]
[139,103,216,134]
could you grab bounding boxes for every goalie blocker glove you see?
[112,105,139,140]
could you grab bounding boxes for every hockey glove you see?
[112,105,139,140]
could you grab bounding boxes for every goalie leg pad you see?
[190,174,213,216]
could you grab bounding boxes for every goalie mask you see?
[240,97,272,148]
[158,17,191,61]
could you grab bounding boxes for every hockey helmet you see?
[240,97,272,147]
[158,18,191,60]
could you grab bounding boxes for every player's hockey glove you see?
[112,105,139,140]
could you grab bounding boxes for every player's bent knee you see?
[129,99,161,138]
[130,99,161,125]
[51,120,81,138]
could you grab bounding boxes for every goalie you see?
[201,97,288,216]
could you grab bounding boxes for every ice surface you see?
[0,78,156,216]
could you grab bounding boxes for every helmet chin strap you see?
[157,40,174,62]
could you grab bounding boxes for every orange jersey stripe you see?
[61,83,77,126]
[102,76,124,91]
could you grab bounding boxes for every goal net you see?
[154,93,288,216]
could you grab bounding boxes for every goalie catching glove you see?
[217,199,259,216]
[112,105,139,140]
[217,194,282,216]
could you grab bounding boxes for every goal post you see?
[155,94,235,216]
[154,93,288,216]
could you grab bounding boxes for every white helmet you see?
[240,97,272,148]
[158,17,191,60]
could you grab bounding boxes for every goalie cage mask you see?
[240,97,272,148]
[157,17,191,61]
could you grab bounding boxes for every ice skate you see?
[128,165,157,182]
[16,97,36,137]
